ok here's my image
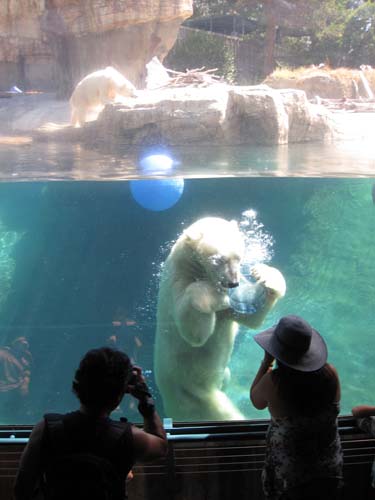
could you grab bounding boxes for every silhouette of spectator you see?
[14,346,167,500]
[250,315,343,500]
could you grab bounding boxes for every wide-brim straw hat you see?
[254,315,327,372]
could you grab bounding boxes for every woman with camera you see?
[14,347,168,500]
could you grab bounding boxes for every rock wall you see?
[0,1,193,94]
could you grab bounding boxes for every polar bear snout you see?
[218,259,241,289]
[226,281,240,289]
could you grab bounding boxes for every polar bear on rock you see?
[154,217,286,421]
[70,66,137,127]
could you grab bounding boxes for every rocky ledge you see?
[68,85,335,146]
[34,84,335,147]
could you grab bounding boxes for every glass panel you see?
[0,178,373,424]
[0,1,374,424]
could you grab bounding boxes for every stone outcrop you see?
[264,73,346,99]
[50,1,193,35]
[278,89,332,143]
[0,1,193,94]
[264,68,375,100]
[2,85,333,146]
[78,85,334,146]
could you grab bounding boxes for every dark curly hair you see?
[72,347,132,412]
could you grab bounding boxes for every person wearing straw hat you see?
[250,315,343,500]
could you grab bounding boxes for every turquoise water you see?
[0,177,373,424]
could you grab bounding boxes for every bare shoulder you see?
[326,363,341,384]
[327,363,339,377]
[326,363,341,402]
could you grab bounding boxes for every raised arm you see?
[127,367,168,462]
[352,405,375,418]
[174,279,229,346]
[250,352,275,410]
[132,407,168,461]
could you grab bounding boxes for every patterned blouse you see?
[262,403,343,500]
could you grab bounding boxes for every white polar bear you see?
[69,66,137,127]
[154,217,286,421]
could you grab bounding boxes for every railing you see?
[0,416,374,500]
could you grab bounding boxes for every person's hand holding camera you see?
[127,365,155,417]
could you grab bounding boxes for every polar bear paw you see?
[251,263,286,299]
[189,281,231,313]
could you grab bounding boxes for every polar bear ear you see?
[183,225,203,242]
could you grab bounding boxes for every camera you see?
[127,365,155,416]
[128,365,139,386]
[127,365,152,399]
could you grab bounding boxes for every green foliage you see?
[275,0,349,66]
[342,3,375,66]
[188,0,375,69]
[193,0,233,17]
[165,30,238,83]
[279,36,316,67]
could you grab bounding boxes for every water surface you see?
[0,138,374,181]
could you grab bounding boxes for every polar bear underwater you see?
[70,66,137,127]
[154,217,286,421]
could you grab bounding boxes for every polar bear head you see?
[118,80,137,98]
[104,66,137,98]
[181,217,245,290]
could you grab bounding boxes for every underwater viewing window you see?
[0,1,374,427]
[0,177,373,425]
